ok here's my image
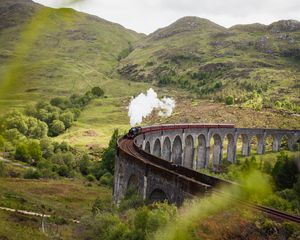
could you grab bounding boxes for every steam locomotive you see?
[126,124,234,139]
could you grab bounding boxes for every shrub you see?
[15,143,30,162]
[57,164,70,177]
[225,95,234,105]
[91,197,114,216]
[24,168,42,179]
[101,129,120,174]
[59,111,74,128]
[0,135,5,151]
[27,140,42,163]
[50,120,65,136]
[0,161,6,177]
[99,172,113,186]
[48,215,67,225]
[119,188,144,211]
[86,174,96,182]
[91,87,104,97]
[272,153,298,190]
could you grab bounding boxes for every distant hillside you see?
[118,17,300,111]
[0,0,143,102]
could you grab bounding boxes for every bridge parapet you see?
[140,125,300,169]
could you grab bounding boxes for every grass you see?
[0,210,49,240]
[0,178,111,220]
[0,177,112,239]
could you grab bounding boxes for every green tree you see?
[15,143,30,162]
[50,120,65,136]
[91,87,104,97]
[59,111,74,128]
[4,110,28,135]
[27,140,42,163]
[40,138,54,158]
[0,135,4,152]
[26,117,48,138]
[272,153,298,190]
[101,129,120,174]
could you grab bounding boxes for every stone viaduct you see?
[113,124,300,205]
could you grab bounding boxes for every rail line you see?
[118,137,300,224]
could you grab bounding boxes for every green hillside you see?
[0,0,144,108]
[118,17,300,112]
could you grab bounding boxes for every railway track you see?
[118,137,300,224]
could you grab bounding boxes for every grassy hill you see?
[118,17,300,111]
[0,0,144,108]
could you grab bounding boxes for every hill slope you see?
[118,17,300,110]
[0,0,143,104]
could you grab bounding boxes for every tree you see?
[15,143,30,162]
[26,117,48,139]
[4,110,28,135]
[27,140,42,163]
[50,97,71,110]
[101,129,120,174]
[50,120,65,136]
[59,111,74,128]
[272,153,298,190]
[40,138,54,158]
[0,135,4,152]
[91,87,104,97]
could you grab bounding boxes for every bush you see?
[27,140,42,163]
[119,188,145,211]
[99,172,113,186]
[48,215,67,225]
[91,87,104,97]
[59,111,74,128]
[0,135,5,151]
[101,129,120,174]
[50,120,65,136]
[91,197,114,216]
[0,161,6,177]
[57,164,70,177]
[272,153,298,190]
[24,168,42,179]
[225,95,234,105]
[86,174,96,182]
[15,143,30,162]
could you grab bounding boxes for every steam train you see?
[126,123,234,139]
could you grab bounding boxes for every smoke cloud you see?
[128,88,175,126]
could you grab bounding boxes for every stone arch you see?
[127,174,139,192]
[256,134,265,154]
[145,141,151,153]
[197,134,207,168]
[149,188,168,203]
[279,135,290,150]
[264,135,274,152]
[224,134,235,163]
[162,137,171,161]
[153,139,161,157]
[172,136,183,165]
[241,134,250,156]
[184,135,194,168]
[212,134,222,169]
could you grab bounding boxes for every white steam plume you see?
[128,88,175,126]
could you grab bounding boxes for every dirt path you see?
[0,206,80,223]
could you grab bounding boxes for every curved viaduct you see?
[113,124,300,206]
